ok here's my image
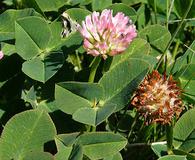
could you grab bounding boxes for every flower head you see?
[131,70,182,125]
[79,9,137,59]
[0,51,4,60]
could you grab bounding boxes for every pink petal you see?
[78,9,137,59]
[0,51,4,60]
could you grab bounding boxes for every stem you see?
[90,126,96,132]
[88,57,101,83]
[166,123,173,154]
[167,0,175,27]
[127,112,139,141]
[154,0,157,24]
[156,0,193,70]
[153,122,157,142]
[169,18,195,24]
[88,57,101,132]
[172,39,180,59]
[169,40,180,75]
[166,0,169,29]
[76,51,82,71]
[114,105,129,133]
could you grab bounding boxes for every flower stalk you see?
[166,123,173,154]
[88,56,101,83]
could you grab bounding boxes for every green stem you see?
[166,123,173,154]
[172,39,180,59]
[153,122,157,142]
[154,0,157,24]
[166,0,175,28]
[166,0,169,29]
[90,126,96,132]
[127,112,139,141]
[76,51,82,71]
[156,0,193,70]
[114,105,129,133]
[169,40,180,75]
[88,57,101,83]
[88,57,101,132]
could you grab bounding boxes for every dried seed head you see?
[131,70,183,125]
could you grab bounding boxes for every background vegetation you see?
[0,0,195,160]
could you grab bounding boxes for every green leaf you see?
[1,43,16,56]
[77,132,127,159]
[139,24,171,56]
[111,38,151,67]
[55,83,116,126]
[122,0,147,5]
[174,0,195,18]
[0,9,40,41]
[103,153,123,160]
[57,82,104,101]
[62,31,83,48]
[72,103,116,126]
[15,16,52,60]
[22,86,37,108]
[99,58,150,111]
[158,155,187,160]
[130,54,157,68]
[175,64,195,80]
[56,133,80,147]
[179,78,195,96]
[137,4,147,30]
[173,108,195,152]
[22,0,69,12]
[73,107,96,126]
[54,60,150,126]
[23,151,54,160]
[186,40,195,64]
[107,3,137,23]
[173,149,195,160]
[148,0,167,13]
[65,0,92,6]
[55,133,83,160]
[55,146,73,160]
[55,136,73,160]
[0,109,56,160]
[65,8,91,24]
[48,21,64,48]
[151,142,167,157]
[48,21,82,50]
[172,41,195,74]
[92,0,112,11]
[54,84,91,115]
[22,52,64,83]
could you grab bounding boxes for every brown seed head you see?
[131,70,183,125]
